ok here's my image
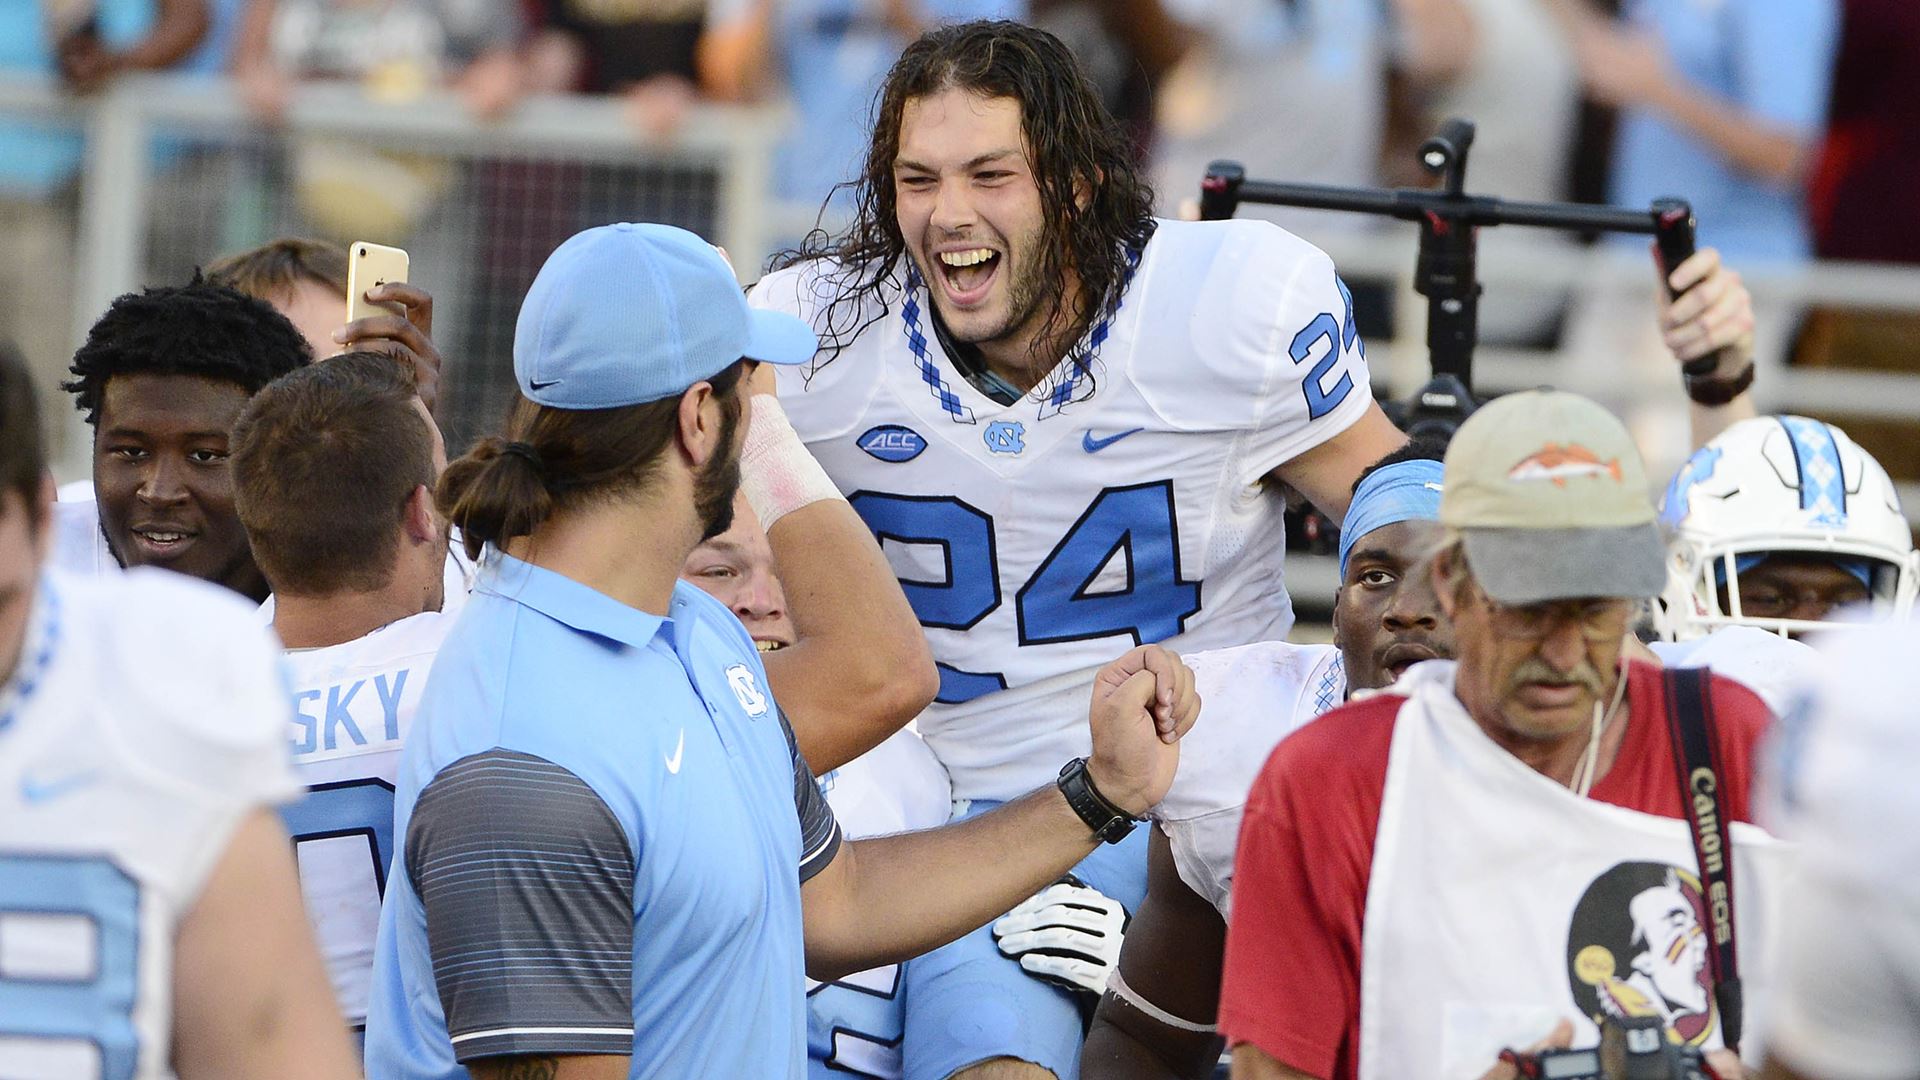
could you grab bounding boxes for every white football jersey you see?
[50,498,114,577]
[807,729,951,1079]
[1153,640,1345,915]
[1648,626,1817,718]
[0,569,300,1080]
[1761,622,1920,1078]
[280,609,452,1027]
[753,218,1373,799]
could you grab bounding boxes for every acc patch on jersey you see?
[857,424,928,463]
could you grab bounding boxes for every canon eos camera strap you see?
[1660,666,1743,1053]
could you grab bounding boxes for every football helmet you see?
[1656,415,1918,639]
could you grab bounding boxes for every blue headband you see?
[1340,459,1447,577]
[1712,552,1874,590]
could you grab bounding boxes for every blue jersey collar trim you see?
[479,550,668,650]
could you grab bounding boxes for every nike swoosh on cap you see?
[1082,428,1145,453]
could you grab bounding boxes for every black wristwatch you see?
[1684,359,1756,407]
[1057,757,1138,844]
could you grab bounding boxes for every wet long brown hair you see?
[773,20,1155,400]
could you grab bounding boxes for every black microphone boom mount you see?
[1199,118,1707,399]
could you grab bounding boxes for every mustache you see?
[1508,658,1606,694]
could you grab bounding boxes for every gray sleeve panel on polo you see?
[406,749,636,1062]
[779,709,842,883]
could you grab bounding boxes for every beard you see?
[693,401,743,542]
[922,219,1053,351]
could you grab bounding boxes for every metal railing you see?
[0,71,795,475]
[5,71,1918,515]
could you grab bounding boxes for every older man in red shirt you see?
[1219,390,1789,1080]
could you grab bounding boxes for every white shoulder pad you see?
[1650,626,1818,717]
[1129,220,1372,482]
[49,498,114,578]
[79,569,300,808]
[750,258,888,443]
[1156,639,1338,824]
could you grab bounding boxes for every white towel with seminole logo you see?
[1355,661,1800,1079]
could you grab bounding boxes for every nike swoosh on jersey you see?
[21,770,100,804]
[664,730,685,774]
[1082,428,1145,453]
[528,378,561,390]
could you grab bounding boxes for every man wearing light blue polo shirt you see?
[363,223,1199,1080]
[1577,0,1840,262]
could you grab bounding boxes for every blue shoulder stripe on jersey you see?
[1778,416,1847,525]
[0,577,60,734]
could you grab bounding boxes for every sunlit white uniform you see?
[1761,621,1920,1079]
[1648,625,1817,718]
[50,498,114,577]
[753,218,1373,799]
[806,729,952,1079]
[0,569,300,1079]
[280,609,453,1027]
[1154,640,1344,915]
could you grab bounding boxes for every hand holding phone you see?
[346,242,410,323]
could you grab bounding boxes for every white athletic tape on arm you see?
[1105,968,1218,1034]
[739,394,844,529]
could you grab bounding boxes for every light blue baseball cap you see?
[513,223,817,409]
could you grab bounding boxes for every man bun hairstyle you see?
[64,274,314,425]
[231,351,434,597]
[440,362,747,560]
[0,341,46,526]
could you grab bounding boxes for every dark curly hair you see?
[773,20,1156,399]
[64,275,313,426]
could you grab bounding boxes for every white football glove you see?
[991,876,1127,996]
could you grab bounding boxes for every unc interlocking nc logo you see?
[983,420,1026,456]
[725,664,769,718]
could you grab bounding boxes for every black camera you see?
[1516,1016,1716,1080]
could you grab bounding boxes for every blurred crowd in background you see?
[11,0,1916,254]
[4,0,1918,490]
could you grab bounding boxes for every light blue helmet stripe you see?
[1778,416,1848,524]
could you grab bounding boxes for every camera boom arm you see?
[1198,118,1705,394]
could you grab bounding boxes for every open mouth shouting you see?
[1380,640,1441,682]
[754,637,789,654]
[932,246,1002,309]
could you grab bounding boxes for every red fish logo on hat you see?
[1508,443,1624,487]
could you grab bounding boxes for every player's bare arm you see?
[169,808,359,1080]
[800,645,1198,980]
[744,370,939,772]
[468,1055,628,1079]
[1657,247,1758,450]
[1082,829,1227,1079]
[1266,402,1409,523]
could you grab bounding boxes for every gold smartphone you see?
[345,241,410,322]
